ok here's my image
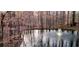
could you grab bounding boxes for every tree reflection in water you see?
[20,29,79,47]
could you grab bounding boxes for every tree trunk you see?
[0,11,10,46]
[72,11,76,26]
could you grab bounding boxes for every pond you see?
[20,29,79,47]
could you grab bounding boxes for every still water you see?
[20,29,79,47]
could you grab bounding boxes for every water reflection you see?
[20,29,79,47]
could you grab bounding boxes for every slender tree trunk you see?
[67,11,69,27]
[56,11,58,27]
[72,11,76,26]
[40,12,43,30]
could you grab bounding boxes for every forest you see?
[0,11,79,47]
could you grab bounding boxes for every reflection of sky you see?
[20,29,78,47]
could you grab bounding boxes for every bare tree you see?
[72,11,76,26]
[40,11,43,30]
